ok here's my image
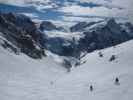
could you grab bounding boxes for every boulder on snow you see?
[62,59,72,72]
[109,55,116,62]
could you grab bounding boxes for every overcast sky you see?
[0,0,133,23]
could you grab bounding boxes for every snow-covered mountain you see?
[0,1,133,100]
[0,12,133,64]
[1,33,133,100]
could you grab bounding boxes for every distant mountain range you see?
[0,12,133,62]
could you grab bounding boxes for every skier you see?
[90,85,93,92]
[115,77,120,85]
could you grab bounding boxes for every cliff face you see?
[0,12,45,59]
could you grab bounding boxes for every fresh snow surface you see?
[0,40,133,100]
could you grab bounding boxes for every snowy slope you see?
[0,39,133,100]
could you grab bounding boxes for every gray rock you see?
[39,21,57,31]
[0,12,45,59]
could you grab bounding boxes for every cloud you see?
[111,0,133,22]
[0,0,26,5]
[56,0,133,22]
[0,0,133,23]
[58,5,127,18]
[0,0,56,7]
[60,16,103,23]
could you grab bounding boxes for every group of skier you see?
[89,77,120,92]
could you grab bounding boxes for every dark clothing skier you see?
[115,77,120,85]
[90,85,93,91]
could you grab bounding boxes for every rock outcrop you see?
[78,18,131,53]
[0,12,45,59]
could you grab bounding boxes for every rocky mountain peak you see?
[0,12,133,61]
[105,18,122,34]
[0,12,45,59]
